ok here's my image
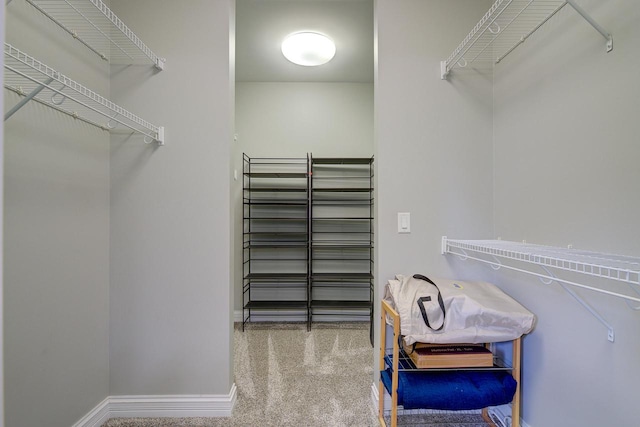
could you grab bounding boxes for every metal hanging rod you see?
[441,0,613,79]
[20,0,165,69]
[4,43,164,145]
[442,237,640,341]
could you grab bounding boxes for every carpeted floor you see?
[102,322,490,427]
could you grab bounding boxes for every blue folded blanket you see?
[381,368,517,410]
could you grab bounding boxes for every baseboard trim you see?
[72,397,111,427]
[370,381,379,408]
[73,385,237,426]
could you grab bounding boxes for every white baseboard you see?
[72,397,111,427]
[73,385,237,426]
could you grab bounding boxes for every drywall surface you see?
[374,0,494,376]
[1,2,6,426]
[233,81,374,311]
[109,0,234,395]
[492,0,640,425]
[236,82,373,157]
[3,1,110,426]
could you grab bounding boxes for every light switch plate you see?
[398,212,410,233]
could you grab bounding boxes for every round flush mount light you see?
[281,32,336,66]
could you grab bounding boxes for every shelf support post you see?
[566,0,613,52]
[4,76,54,121]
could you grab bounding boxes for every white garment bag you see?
[383,274,535,345]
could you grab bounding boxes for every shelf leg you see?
[512,337,522,427]
[4,77,54,121]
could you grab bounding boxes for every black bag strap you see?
[413,274,446,332]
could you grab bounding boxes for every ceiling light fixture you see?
[281,32,336,66]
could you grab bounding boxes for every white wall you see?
[375,0,494,377]
[234,81,374,311]
[109,0,235,396]
[3,1,110,426]
[491,0,640,425]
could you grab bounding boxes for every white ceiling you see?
[235,0,374,83]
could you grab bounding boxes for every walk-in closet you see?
[3,1,639,427]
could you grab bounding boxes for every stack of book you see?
[402,342,494,368]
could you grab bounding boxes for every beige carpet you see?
[103,322,378,427]
[102,322,490,427]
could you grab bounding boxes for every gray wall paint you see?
[1,2,6,425]
[234,82,374,311]
[374,0,494,378]
[3,1,110,426]
[109,0,234,395]
[491,0,640,425]
[236,82,373,157]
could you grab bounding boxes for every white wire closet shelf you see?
[4,43,165,144]
[440,0,613,79]
[22,0,165,69]
[441,237,640,342]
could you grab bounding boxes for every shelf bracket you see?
[566,0,613,52]
[539,266,615,342]
[4,76,54,121]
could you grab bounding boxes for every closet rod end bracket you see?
[607,328,615,343]
[155,58,166,71]
[156,126,165,145]
[440,61,449,80]
[441,236,448,255]
[606,36,613,53]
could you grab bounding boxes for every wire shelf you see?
[441,0,612,79]
[4,43,164,143]
[24,0,165,68]
[442,238,640,305]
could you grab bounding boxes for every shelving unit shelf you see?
[310,156,374,331]
[382,348,513,373]
[441,0,613,79]
[242,155,311,329]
